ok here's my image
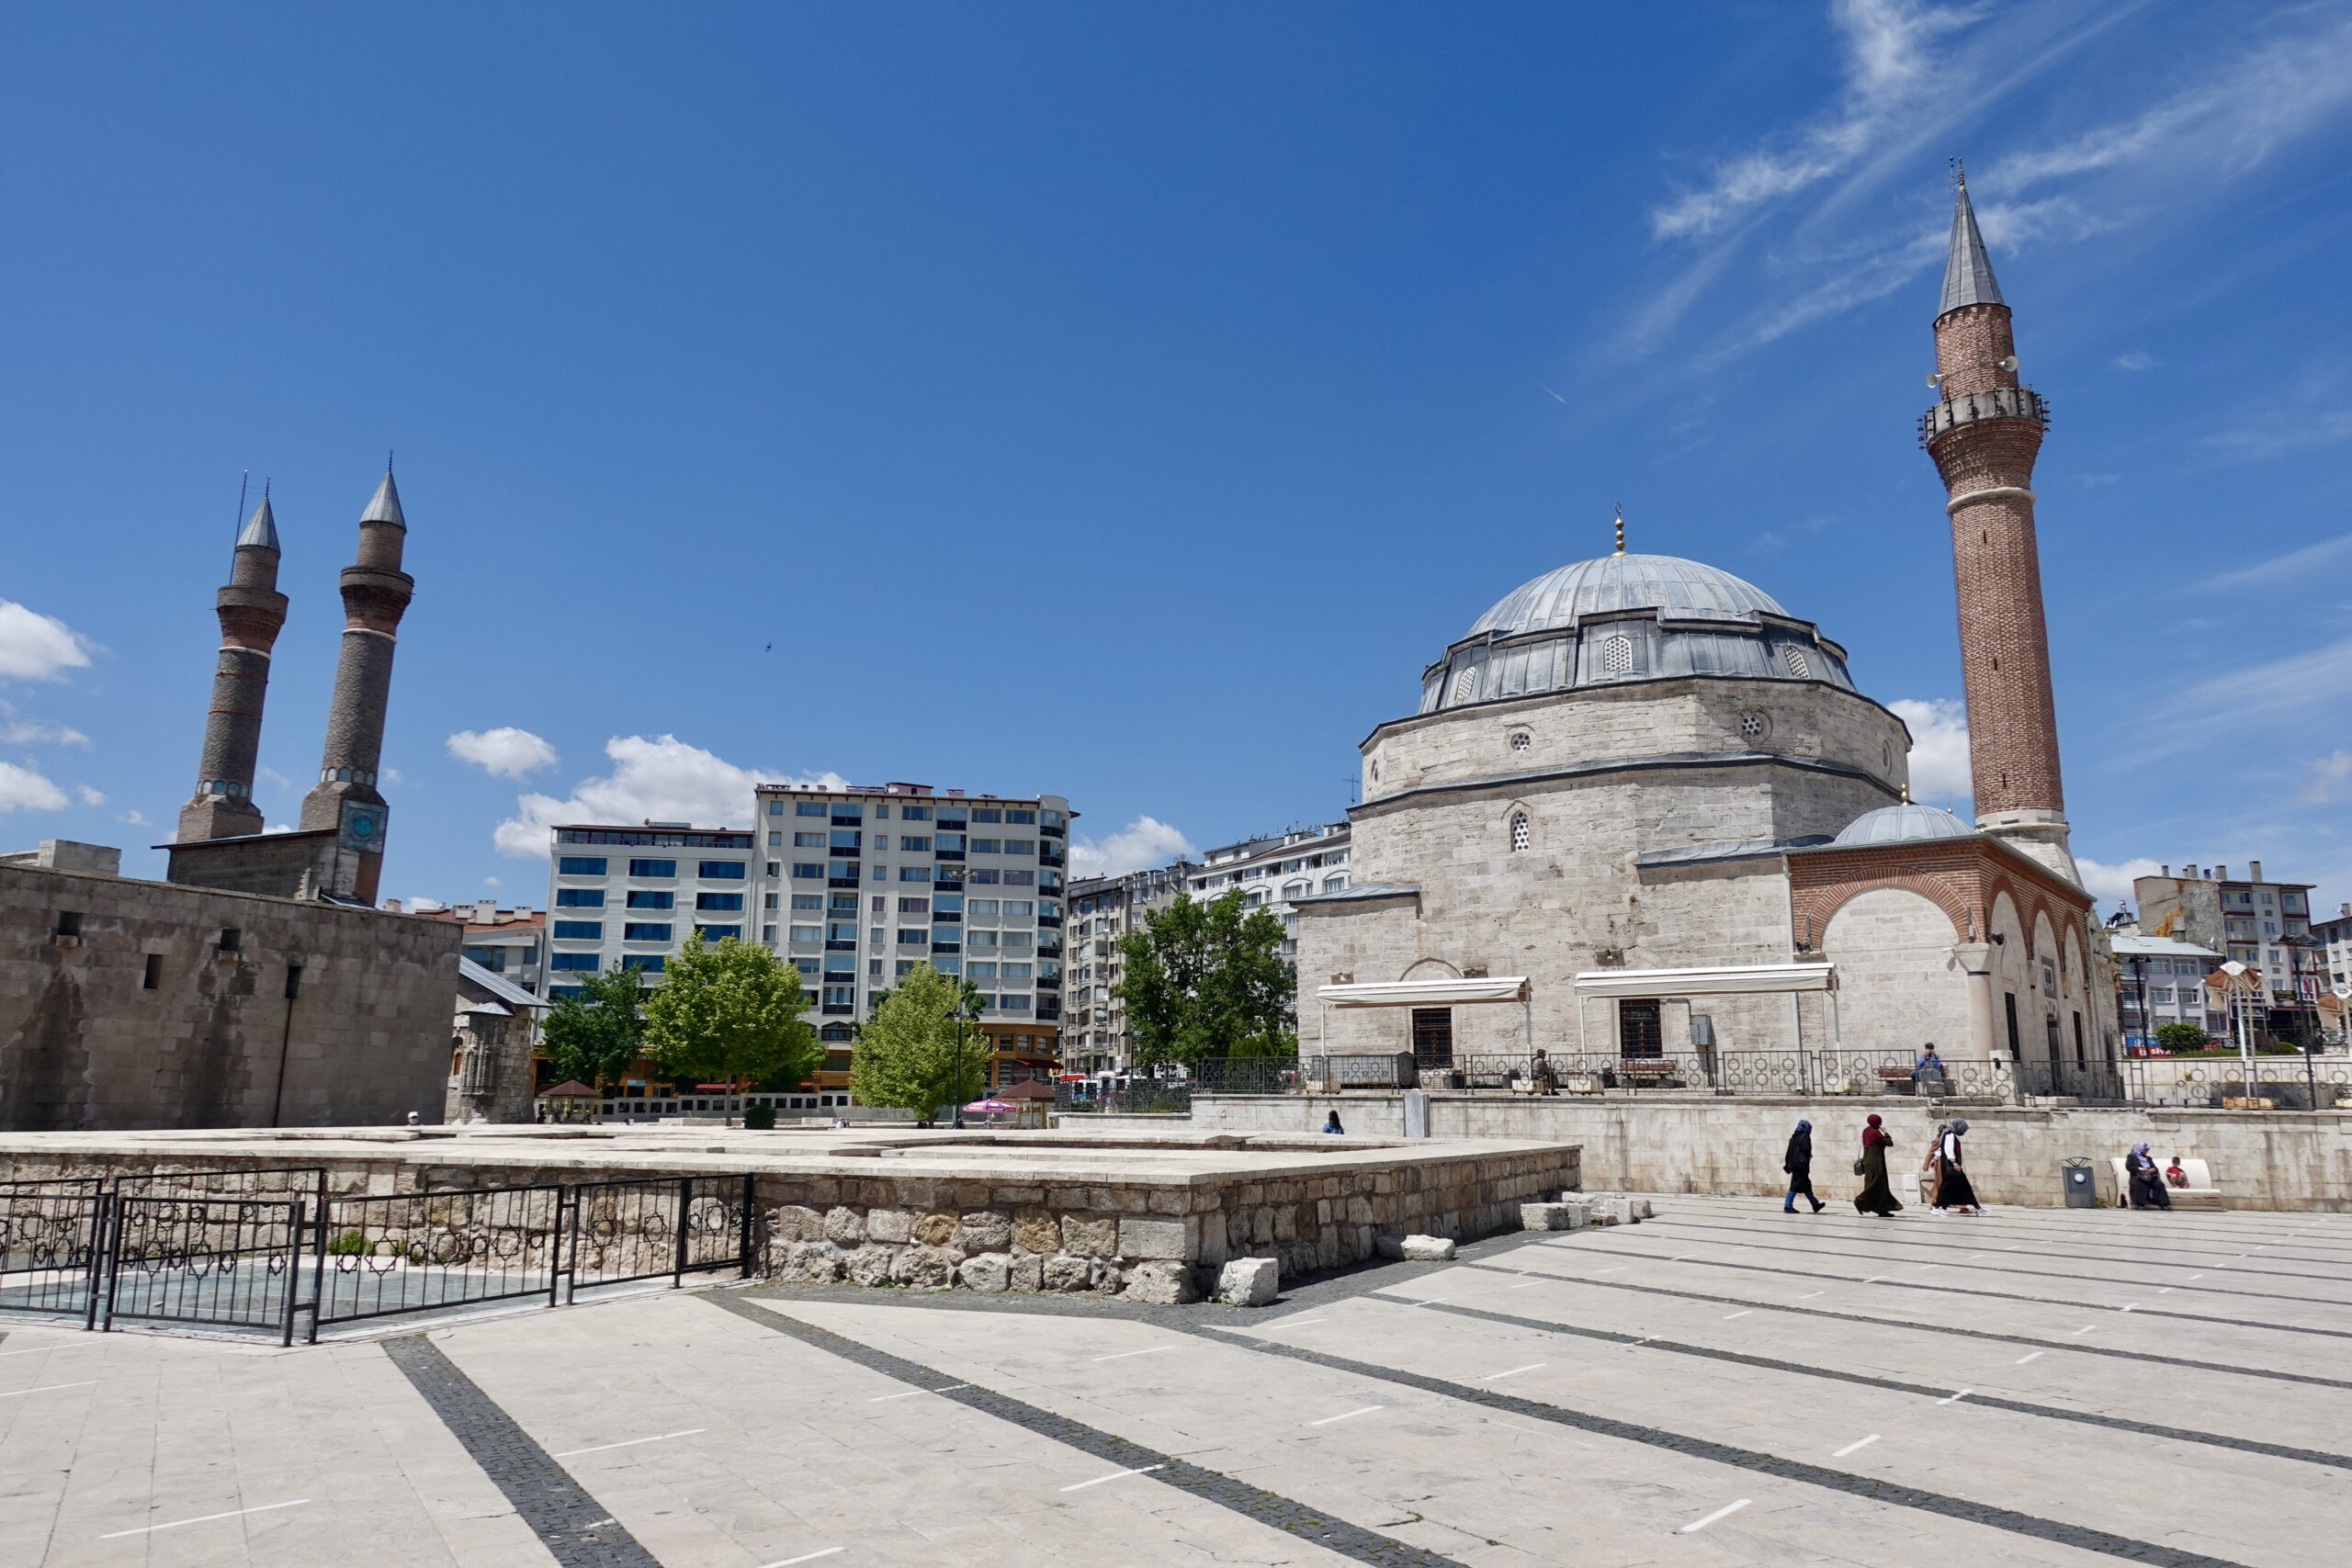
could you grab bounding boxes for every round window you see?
[1737,710,1770,741]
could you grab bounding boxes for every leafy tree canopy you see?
[1113,889,1295,1067]
[850,963,991,1121]
[640,935,822,1103]
[541,962,650,1091]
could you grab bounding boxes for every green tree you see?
[2153,1021,2211,1053]
[541,962,651,1091]
[850,963,992,1122]
[640,934,821,1122]
[1114,890,1296,1067]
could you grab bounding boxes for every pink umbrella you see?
[963,1098,1015,1113]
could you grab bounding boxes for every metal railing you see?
[0,1168,756,1344]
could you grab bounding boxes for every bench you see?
[1615,1059,1681,1087]
[2109,1154,2223,1212]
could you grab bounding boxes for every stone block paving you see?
[1,1193,2346,1564]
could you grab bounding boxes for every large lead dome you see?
[1470,552,1787,635]
[1419,549,1856,715]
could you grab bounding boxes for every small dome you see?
[1832,803,1973,847]
[1469,552,1786,637]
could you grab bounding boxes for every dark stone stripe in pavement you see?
[383,1335,661,1568]
[705,1292,1470,1568]
[1455,1251,2352,1391]
[1392,1292,2352,1472]
[1185,1321,2255,1568]
[1639,1214,2352,1303]
[1549,1226,2352,1338]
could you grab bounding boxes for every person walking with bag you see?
[1853,1113,1903,1216]
[1933,1118,1982,1214]
[1921,1120,1950,1210]
[1782,1118,1825,1213]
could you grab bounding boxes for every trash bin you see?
[2062,1156,2098,1208]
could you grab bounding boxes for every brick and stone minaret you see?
[296,470,411,904]
[175,495,288,844]
[1921,168,2078,886]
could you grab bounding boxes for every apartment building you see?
[542,823,759,997]
[2109,933,2222,1046]
[755,781,1072,1089]
[1065,861,1194,1075]
[413,901,548,996]
[2133,861,2324,1005]
[1185,822,1352,961]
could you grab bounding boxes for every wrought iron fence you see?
[1055,1079,1194,1114]
[1187,1057,1302,1095]
[315,1183,567,1330]
[104,1195,311,1344]
[562,1175,753,1302]
[0,1179,109,1326]
[1811,1051,2018,1100]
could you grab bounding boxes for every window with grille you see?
[1781,645,1810,679]
[1738,712,1765,739]
[1509,731,1531,752]
[1600,636,1634,674]
[1450,665,1479,703]
[1510,813,1531,852]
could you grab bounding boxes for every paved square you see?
[2,1195,2344,1565]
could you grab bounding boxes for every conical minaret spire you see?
[175,492,289,843]
[296,467,413,903]
[1919,164,2075,886]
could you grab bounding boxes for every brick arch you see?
[1793,870,1971,950]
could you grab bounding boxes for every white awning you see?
[1572,963,1836,998]
[1317,976,1529,1008]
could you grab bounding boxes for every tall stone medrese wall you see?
[0,864,460,1130]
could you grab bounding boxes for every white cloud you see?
[2114,351,2156,371]
[2206,532,2352,591]
[75,784,104,807]
[259,767,292,793]
[1069,816,1197,879]
[408,897,448,913]
[0,718,89,747]
[2301,750,2352,805]
[119,807,150,827]
[0,761,70,812]
[264,821,297,834]
[383,767,405,787]
[1887,697,1973,804]
[493,734,843,859]
[0,601,95,682]
[2163,636,2352,751]
[483,875,502,887]
[447,728,559,780]
[2078,855,2163,907]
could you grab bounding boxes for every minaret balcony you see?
[1918,384,2048,447]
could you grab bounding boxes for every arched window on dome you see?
[1781,645,1811,679]
[1510,812,1531,852]
[1600,635,1634,675]
[1450,664,1479,704]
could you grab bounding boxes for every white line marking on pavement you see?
[1596,1266,1627,1274]
[1483,1363,1545,1381]
[1834,1434,1881,1458]
[1508,1280,1547,1289]
[758,1550,845,1567]
[1091,1346,1177,1362]
[1627,1337,1656,1350]
[1863,1276,1886,1283]
[553,1428,705,1458]
[1311,1405,1385,1426]
[1968,1253,1985,1259]
[2071,1325,2097,1337]
[0,1346,79,1359]
[2156,1287,2173,1294]
[1723,1310,1752,1319]
[0,1381,96,1399]
[2016,1351,2044,1364]
[1678,1499,1750,1533]
[869,1384,968,1401]
[1061,1465,1163,1492]
[584,1518,616,1529]
[99,1500,311,1539]
[2120,1303,2138,1313]
[1937,1389,1971,1405]
[2188,1274,2202,1280]
[1269,1317,1328,1329]
[1416,1298,1452,1307]
[1796,1291,1824,1300]
[1918,1264,1936,1270]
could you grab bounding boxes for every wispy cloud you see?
[75,784,104,807]
[2114,351,2156,371]
[2302,750,2352,805]
[2206,532,2352,590]
[1888,696,1973,803]
[0,761,69,812]
[1069,815,1197,879]
[0,718,88,747]
[2157,634,2352,754]
[2077,855,2161,908]
[0,601,95,682]
[2202,409,2352,463]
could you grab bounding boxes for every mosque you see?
[1295,175,2119,1094]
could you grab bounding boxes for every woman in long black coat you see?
[1854,1113,1903,1216]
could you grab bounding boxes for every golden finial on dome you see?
[1613,503,1625,555]
[1901,783,1911,805]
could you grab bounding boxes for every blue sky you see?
[4,2,2350,918]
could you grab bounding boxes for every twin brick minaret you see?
[174,471,412,905]
[1920,171,2078,886]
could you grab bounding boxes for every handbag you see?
[1852,1156,1866,1176]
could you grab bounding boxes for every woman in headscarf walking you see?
[1782,1119,1824,1213]
[1933,1118,1981,1214]
[1854,1113,1902,1216]
[2123,1142,2170,1210]
[1921,1120,1950,1210]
